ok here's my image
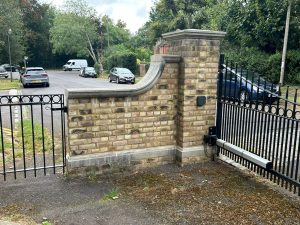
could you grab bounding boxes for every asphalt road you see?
[21,70,119,95]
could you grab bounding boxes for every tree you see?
[216,0,300,53]
[101,16,131,49]
[50,0,103,71]
[20,0,56,67]
[0,0,25,64]
[144,0,207,45]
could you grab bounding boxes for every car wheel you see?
[131,79,135,84]
[46,83,50,87]
[109,76,112,82]
[23,83,27,88]
[239,90,249,103]
[5,76,8,79]
[116,77,119,84]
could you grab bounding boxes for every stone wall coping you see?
[162,29,226,40]
[66,54,181,99]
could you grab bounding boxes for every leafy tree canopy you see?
[50,0,99,60]
[0,0,25,64]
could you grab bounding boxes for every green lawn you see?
[0,80,20,90]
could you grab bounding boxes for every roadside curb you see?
[8,89,22,128]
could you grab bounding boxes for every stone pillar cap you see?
[162,29,226,40]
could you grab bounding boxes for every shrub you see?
[94,62,101,77]
[286,50,300,84]
[105,52,137,74]
[225,48,300,85]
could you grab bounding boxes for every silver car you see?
[79,67,97,78]
[0,66,8,78]
[21,67,49,88]
[109,67,135,84]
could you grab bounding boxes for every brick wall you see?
[66,29,225,174]
[68,63,179,156]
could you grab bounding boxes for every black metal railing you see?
[0,94,66,180]
[216,55,300,195]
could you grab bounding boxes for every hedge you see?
[224,48,300,84]
[105,52,137,74]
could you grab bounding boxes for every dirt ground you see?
[0,160,300,225]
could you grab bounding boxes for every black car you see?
[109,67,135,84]
[0,64,19,72]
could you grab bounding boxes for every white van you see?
[63,59,88,71]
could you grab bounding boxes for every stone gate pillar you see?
[162,29,226,164]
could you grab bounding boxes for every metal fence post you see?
[216,54,224,139]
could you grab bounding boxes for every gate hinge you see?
[203,126,217,146]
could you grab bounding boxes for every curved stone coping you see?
[162,29,226,40]
[66,54,181,99]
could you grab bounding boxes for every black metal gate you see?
[0,94,67,180]
[215,55,300,195]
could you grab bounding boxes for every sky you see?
[40,0,155,33]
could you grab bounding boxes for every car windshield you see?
[86,67,95,72]
[118,68,131,74]
[67,62,71,65]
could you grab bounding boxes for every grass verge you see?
[0,119,52,164]
[0,80,20,90]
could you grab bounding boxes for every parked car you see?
[0,66,8,78]
[222,67,280,103]
[63,59,88,71]
[79,67,97,78]
[109,67,135,84]
[0,64,19,72]
[20,67,49,88]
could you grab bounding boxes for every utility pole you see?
[280,0,292,85]
[7,28,12,82]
